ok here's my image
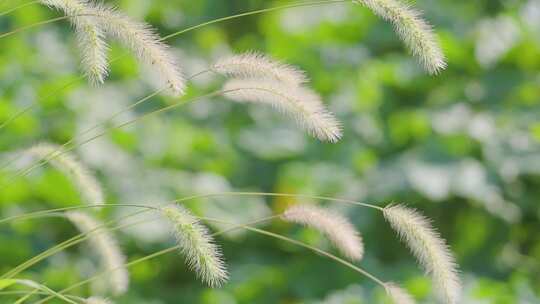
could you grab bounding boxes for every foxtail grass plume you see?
[353,0,446,74]
[383,205,460,304]
[385,282,416,304]
[282,204,364,261]
[26,143,104,205]
[66,211,129,296]
[86,297,112,304]
[212,52,308,86]
[222,79,342,142]
[161,205,228,287]
[92,4,185,95]
[39,0,109,84]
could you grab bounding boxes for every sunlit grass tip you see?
[212,52,309,86]
[385,282,416,304]
[66,211,129,296]
[282,203,364,261]
[26,142,104,206]
[383,204,461,304]
[161,205,228,287]
[222,78,342,143]
[353,0,446,74]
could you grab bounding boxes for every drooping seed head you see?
[161,205,228,287]
[26,143,104,206]
[213,52,309,86]
[282,204,364,261]
[353,0,446,74]
[223,79,342,143]
[383,205,461,304]
[39,0,109,84]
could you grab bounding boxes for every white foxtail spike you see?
[385,282,416,304]
[26,143,104,206]
[282,204,364,261]
[161,205,228,287]
[213,52,308,86]
[94,4,185,95]
[39,0,109,84]
[222,79,342,143]
[354,0,446,74]
[66,212,129,296]
[383,205,460,304]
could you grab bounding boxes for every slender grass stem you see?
[34,218,384,304]
[0,0,38,17]
[1,208,157,279]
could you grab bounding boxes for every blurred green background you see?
[1,0,539,303]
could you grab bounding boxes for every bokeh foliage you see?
[0,0,539,303]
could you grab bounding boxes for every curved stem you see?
[34,218,384,304]
[1,208,158,279]
[0,1,38,17]
[160,0,348,41]
[0,191,382,226]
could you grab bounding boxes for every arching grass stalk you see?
[0,279,78,304]
[0,192,382,226]
[1,206,158,279]
[1,192,381,280]
[34,217,385,304]
[3,68,212,182]
[0,291,83,302]
[0,0,347,132]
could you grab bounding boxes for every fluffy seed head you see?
[354,0,446,74]
[66,211,129,295]
[223,79,342,143]
[161,205,228,287]
[26,143,104,205]
[213,52,308,86]
[383,205,460,304]
[86,297,112,304]
[39,0,109,84]
[92,4,185,95]
[385,282,416,304]
[282,204,364,261]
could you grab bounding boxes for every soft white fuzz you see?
[39,0,109,84]
[213,52,308,86]
[223,79,342,143]
[383,205,460,304]
[282,204,364,261]
[86,297,112,304]
[161,205,228,287]
[26,143,104,205]
[385,282,416,304]
[354,0,446,74]
[93,4,185,95]
[66,211,129,296]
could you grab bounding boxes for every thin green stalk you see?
[1,207,157,279]
[1,191,381,280]
[0,15,72,39]
[0,0,38,17]
[160,0,348,41]
[35,218,384,304]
